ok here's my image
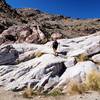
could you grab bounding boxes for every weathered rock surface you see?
[0,32,100,93]
[92,54,100,63]
[0,45,18,65]
[51,32,63,40]
[56,61,98,88]
[0,25,46,44]
[0,0,100,93]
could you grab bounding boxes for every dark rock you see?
[0,45,19,65]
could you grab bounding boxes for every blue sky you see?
[6,0,100,18]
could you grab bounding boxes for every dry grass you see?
[75,53,89,62]
[22,88,63,98]
[34,51,45,57]
[67,80,87,95]
[86,71,100,91]
[48,88,63,96]
[22,88,33,98]
[67,71,100,95]
[22,88,39,98]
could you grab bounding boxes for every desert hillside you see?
[0,0,100,100]
[0,0,100,44]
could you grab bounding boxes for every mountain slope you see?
[0,0,100,44]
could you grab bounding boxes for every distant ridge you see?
[0,0,100,44]
[0,0,21,18]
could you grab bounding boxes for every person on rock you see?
[52,39,59,56]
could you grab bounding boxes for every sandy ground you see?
[0,88,100,100]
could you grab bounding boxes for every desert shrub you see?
[67,80,87,95]
[75,53,89,62]
[48,88,63,96]
[22,87,42,98]
[86,71,100,91]
[22,88,34,98]
[34,51,45,57]
[67,71,100,95]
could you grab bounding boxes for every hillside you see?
[0,31,100,92]
[0,0,100,44]
[0,1,100,100]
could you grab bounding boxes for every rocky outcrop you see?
[0,0,21,18]
[0,45,18,65]
[0,25,46,44]
[0,32,100,93]
[0,0,100,94]
[56,61,97,88]
[92,54,100,64]
[51,32,63,40]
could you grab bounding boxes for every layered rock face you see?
[0,25,46,44]
[0,0,20,18]
[0,32,100,92]
[0,45,18,65]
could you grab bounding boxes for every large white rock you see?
[64,57,76,68]
[0,54,67,91]
[12,43,40,53]
[92,54,100,63]
[18,50,35,63]
[56,61,98,87]
[0,32,100,92]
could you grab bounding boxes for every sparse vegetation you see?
[86,71,100,91]
[48,88,63,96]
[34,51,45,57]
[67,80,87,95]
[22,88,34,98]
[67,71,100,95]
[22,88,41,98]
[22,87,63,98]
[22,71,100,97]
[75,53,89,62]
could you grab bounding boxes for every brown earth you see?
[0,88,100,100]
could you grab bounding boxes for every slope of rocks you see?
[0,32,100,93]
[0,0,100,44]
[0,0,100,93]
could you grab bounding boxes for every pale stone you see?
[92,54,100,63]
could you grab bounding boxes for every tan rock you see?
[51,32,63,40]
[25,33,39,43]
